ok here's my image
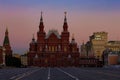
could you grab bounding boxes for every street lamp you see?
[2,47,6,66]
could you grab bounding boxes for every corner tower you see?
[39,12,44,32]
[61,12,70,52]
[3,28,12,56]
[63,12,68,32]
[37,12,46,52]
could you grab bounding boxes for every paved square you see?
[0,67,120,80]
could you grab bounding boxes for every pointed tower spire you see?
[3,27,12,56]
[40,11,43,22]
[3,28,10,46]
[64,12,67,23]
[63,11,68,32]
[39,11,44,32]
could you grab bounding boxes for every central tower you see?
[37,12,46,52]
[61,12,70,52]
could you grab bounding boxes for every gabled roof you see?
[45,29,61,39]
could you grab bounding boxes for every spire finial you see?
[64,11,67,23]
[6,27,8,33]
[40,11,43,22]
[5,27,9,36]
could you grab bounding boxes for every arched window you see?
[52,46,54,52]
[64,47,67,52]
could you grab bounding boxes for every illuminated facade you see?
[106,41,120,52]
[89,32,108,60]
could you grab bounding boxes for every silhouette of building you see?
[0,28,12,65]
[3,28,12,56]
[80,42,87,56]
[27,12,80,67]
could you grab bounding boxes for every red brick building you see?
[3,28,12,56]
[0,28,12,65]
[28,12,80,67]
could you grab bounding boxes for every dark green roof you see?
[3,36,10,45]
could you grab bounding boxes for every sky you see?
[0,0,120,54]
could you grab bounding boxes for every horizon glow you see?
[0,0,120,54]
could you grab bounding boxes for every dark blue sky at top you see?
[0,0,120,11]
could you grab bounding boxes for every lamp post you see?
[2,47,6,66]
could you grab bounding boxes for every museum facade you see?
[27,12,80,67]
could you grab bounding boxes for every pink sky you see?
[0,7,120,54]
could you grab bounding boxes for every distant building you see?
[103,49,119,65]
[103,41,120,65]
[87,32,108,60]
[21,54,28,66]
[81,42,87,56]
[108,53,118,65]
[105,41,120,52]
[13,53,21,59]
[27,12,80,67]
[80,42,101,67]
